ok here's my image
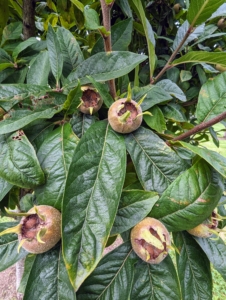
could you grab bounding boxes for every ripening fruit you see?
[0,205,61,254]
[131,217,171,264]
[79,86,103,115]
[108,98,143,134]
[187,211,218,238]
[217,18,226,29]
[215,64,226,72]
[173,3,181,14]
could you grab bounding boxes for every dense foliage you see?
[0,0,226,299]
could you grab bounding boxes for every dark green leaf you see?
[84,6,109,35]
[173,141,226,178]
[196,72,226,123]
[18,254,36,294]
[125,127,188,194]
[187,0,226,26]
[0,106,62,134]
[63,83,82,115]
[0,48,12,63]
[150,160,223,231]
[161,103,187,122]
[57,27,84,75]
[111,190,159,235]
[194,236,226,280]
[62,121,126,291]
[143,106,166,133]
[23,247,76,300]
[131,255,181,300]
[67,51,148,84]
[132,85,172,111]
[174,231,212,300]
[156,79,186,102]
[0,177,13,201]
[70,112,97,138]
[35,124,79,210]
[27,51,51,86]
[12,37,38,60]
[0,222,28,271]
[92,18,133,55]
[172,52,226,67]
[0,131,45,189]
[1,22,22,46]
[47,24,63,86]
[77,241,135,300]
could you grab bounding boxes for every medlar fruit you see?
[79,86,103,115]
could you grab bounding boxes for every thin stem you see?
[153,26,194,83]
[100,0,116,99]
[167,111,226,145]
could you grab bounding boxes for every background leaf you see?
[77,241,135,300]
[143,105,166,133]
[63,83,82,115]
[62,121,126,291]
[12,37,38,60]
[149,160,223,231]
[125,127,188,194]
[27,51,50,86]
[195,72,226,123]
[172,52,226,67]
[67,51,148,85]
[111,190,159,235]
[46,24,63,86]
[0,222,28,272]
[0,131,45,189]
[156,79,186,102]
[194,236,226,280]
[0,177,13,201]
[131,256,181,300]
[174,231,212,300]
[70,112,97,138]
[23,247,76,300]
[35,124,79,210]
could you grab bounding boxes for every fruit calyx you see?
[0,205,61,254]
[131,217,171,264]
[78,86,103,115]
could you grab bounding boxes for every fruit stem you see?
[118,111,131,123]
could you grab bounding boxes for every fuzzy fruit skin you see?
[217,18,226,29]
[18,205,61,254]
[215,64,226,72]
[131,217,171,264]
[187,212,218,238]
[173,4,181,14]
[108,98,142,134]
[79,86,103,115]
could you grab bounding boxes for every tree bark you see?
[22,0,36,40]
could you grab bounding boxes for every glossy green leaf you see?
[47,24,63,86]
[0,177,13,201]
[196,72,226,123]
[57,27,84,75]
[125,127,188,194]
[150,160,223,231]
[130,0,155,77]
[12,37,38,60]
[187,0,226,26]
[23,247,76,300]
[84,6,109,35]
[0,222,28,271]
[208,3,226,20]
[86,76,114,108]
[161,102,187,122]
[70,112,97,138]
[174,231,212,300]
[131,255,181,300]
[194,236,226,280]
[0,48,12,63]
[156,79,186,102]
[0,131,45,189]
[67,51,148,84]
[172,52,226,67]
[1,22,22,46]
[70,0,84,12]
[0,62,14,71]
[173,141,226,178]
[77,241,135,300]
[117,0,133,18]
[18,254,36,294]
[111,190,159,235]
[91,18,133,55]
[143,106,166,133]
[62,121,126,291]
[35,124,79,210]
[27,51,50,85]
[132,84,172,111]
[0,105,62,134]
[63,83,82,115]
